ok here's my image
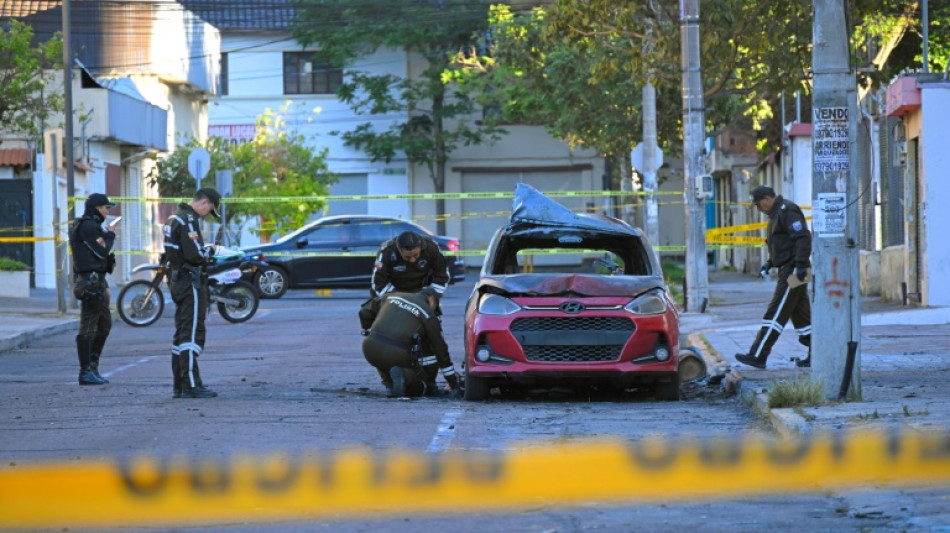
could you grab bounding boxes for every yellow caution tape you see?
[77,189,682,205]
[1,429,948,529]
[0,237,58,243]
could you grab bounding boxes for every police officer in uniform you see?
[69,193,118,385]
[362,291,461,398]
[163,188,221,398]
[359,230,450,331]
[735,185,813,370]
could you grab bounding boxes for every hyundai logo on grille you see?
[560,301,585,314]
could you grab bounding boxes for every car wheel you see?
[654,379,680,401]
[463,369,490,401]
[255,266,288,299]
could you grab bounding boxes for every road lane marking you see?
[100,355,159,379]
[426,407,463,454]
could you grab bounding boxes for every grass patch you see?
[663,261,685,306]
[768,377,824,409]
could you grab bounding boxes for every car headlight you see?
[478,294,522,315]
[624,290,668,315]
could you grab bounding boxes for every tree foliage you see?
[291,0,505,234]
[146,108,337,244]
[0,20,63,140]
[467,0,949,166]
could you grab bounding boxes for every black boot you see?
[76,335,106,385]
[89,334,110,383]
[177,350,216,398]
[171,353,182,398]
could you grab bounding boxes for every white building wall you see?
[920,83,950,306]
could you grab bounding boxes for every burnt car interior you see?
[489,228,655,277]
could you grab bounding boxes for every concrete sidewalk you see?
[682,270,950,436]
[0,288,80,353]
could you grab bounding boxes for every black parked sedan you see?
[241,215,466,298]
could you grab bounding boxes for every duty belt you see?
[368,331,410,350]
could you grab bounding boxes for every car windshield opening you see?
[489,234,653,276]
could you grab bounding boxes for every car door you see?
[291,221,359,287]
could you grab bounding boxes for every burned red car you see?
[463,184,680,401]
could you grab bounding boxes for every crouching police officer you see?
[362,291,461,398]
[163,188,221,399]
[69,193,118,385]
[359,230,450,331]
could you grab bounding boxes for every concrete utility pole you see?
[811,0,862,401]
[641,81,660,247]
[62,0,75,221]
[641,1,660,247]
[679,0,710,312]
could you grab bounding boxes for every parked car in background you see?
[463,184,680,401]
[242,215,465,298]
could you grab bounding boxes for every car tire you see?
[255,266,288,299]
[654,379,680,401]
[463,369,490,401]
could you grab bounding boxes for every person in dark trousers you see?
[362,291,461,398]
[735,185,813,370]
[68,193,118,385]
[163,188,221,399]
[359,230,450,330]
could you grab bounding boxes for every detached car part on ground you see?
[463,184,681,401]
[242,215,465,299]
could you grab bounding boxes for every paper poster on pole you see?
[813,192,846,237]
[813,107,849,173]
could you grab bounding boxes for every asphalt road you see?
[2,280,948,531]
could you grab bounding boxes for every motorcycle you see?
[117,246,267,327]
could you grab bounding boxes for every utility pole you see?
[641,0,660,247]
[680,0,709,312]
[811,0,862,401]
[62,0,75,221]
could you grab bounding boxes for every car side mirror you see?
[296,238,308,249]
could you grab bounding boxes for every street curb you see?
[0,319,78,354]
[736,377,810,437]
[687,331,813,437]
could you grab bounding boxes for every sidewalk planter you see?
[0,258,30,298]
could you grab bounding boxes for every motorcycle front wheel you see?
[216,280,259,323]
[117,279,164,327]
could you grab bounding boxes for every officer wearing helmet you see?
[68,193,118,386]
[362,291,461,398]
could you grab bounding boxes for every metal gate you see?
[0,179,35,287]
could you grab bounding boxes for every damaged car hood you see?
[477,273,667,297]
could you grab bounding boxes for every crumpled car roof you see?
[475,184,667,297]
[509,183,641,237]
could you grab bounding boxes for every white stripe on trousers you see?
[752,285,792,360]
[187,283,199,388]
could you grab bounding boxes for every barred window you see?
[283,52,342,95]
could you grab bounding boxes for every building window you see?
[219,52,228,96]
[283,52,342,95]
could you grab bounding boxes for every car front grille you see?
[509,316,635,363]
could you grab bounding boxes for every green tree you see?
[0,20,63,139]
[292,0,504,235]
[147,108,337,244]
[470,0,943,161]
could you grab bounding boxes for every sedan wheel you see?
[256,267,289,299]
